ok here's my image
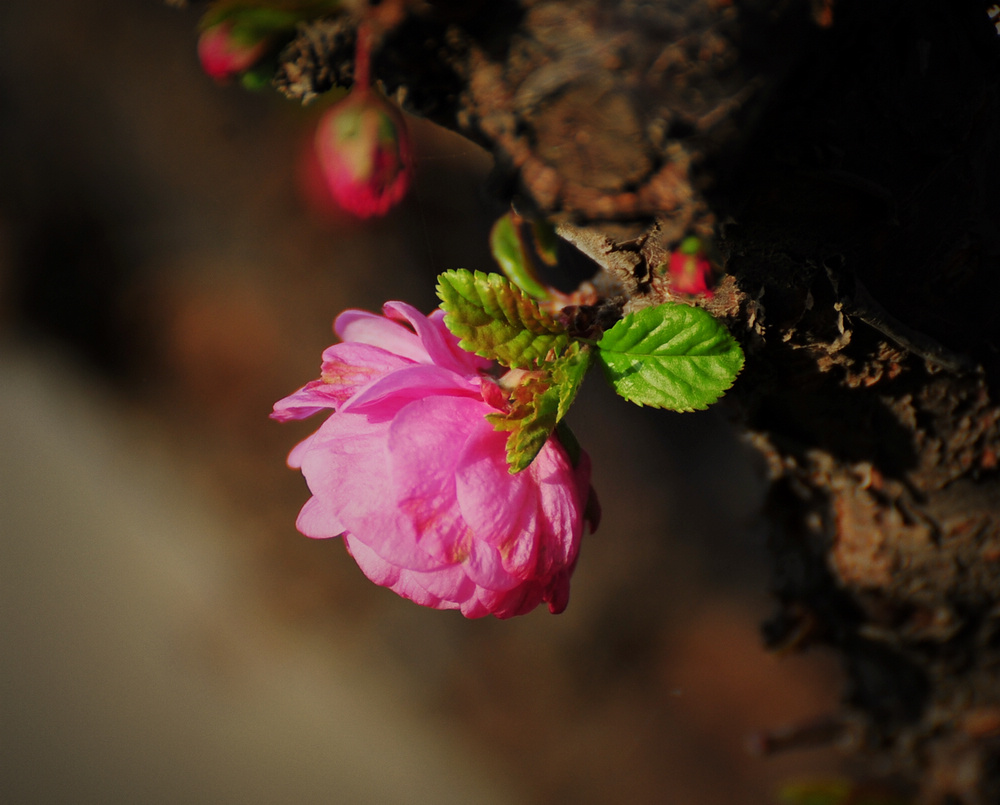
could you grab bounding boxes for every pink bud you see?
[197,21,270,84]
[313,90,413,218]
[667,237,716,297]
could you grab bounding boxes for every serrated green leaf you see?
[596,303,743,410]
[488,375,560,473]
[551,340,592,419]
[489,213,551,300]
[436,269,569,368]
[488,343,593,472]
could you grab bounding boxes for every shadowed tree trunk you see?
[273,1,1000,800]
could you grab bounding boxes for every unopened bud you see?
[313,89,413,218]
[666,236,716,297]
[197,21,270,84]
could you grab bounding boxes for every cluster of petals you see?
[313,89,413,218]
[272,302,598,618]
[197,21,270,84]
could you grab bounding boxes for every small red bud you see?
[667,236,716,297]
[197,21,270,84]
[313,89,413,218]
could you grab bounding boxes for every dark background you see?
[0,1,842,802]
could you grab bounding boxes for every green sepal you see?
[240,62,276,89]
[678,235,703,255]
[489,213,551,301]
[596,302,743,411]
[436,269,569,369]
[488,342,593,473]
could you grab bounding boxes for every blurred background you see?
[1,1,844,802]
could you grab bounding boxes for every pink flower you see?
[272,302,599,618]
[197,21,270,83]
[313,90,413,218]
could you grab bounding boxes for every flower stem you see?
[354,20,371,92]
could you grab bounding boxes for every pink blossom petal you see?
[297,416,387,517]
[401,560,477,603]
[477,584,539,619]
[299,415,439,572]
[384,301,491,376]
[461,585,517,618]
[427,309,494,375]
[271,380,341,422]
[334,308,430,363]
[346,535,475,610]
[457,597,493,619]
[273,342,419,422]
[319,341,415,393]
[455,423,533,547]
[287,432,318,469]
[529,440,584,573]
[386,398,542,590]
[385,396,483,488]
[344,534,402,589]
[339,364,480,415]
[495,504,541,579]
[385,396,486,560]
[461,537,522,592]
[295,495,345,538]
[384,398,522,591]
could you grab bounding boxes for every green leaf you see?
[596,303,743,410]
[488,375,560,473]
[551,340,592,419]
[437,269,569,368]
[531,219,560,267]
[488,343,593,473]
[489,213,551,300]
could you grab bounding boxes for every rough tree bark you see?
[272,0,1000,800]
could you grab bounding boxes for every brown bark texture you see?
[273,0,1000,801]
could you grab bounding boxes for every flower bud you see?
[313,89,413,218]
[666,236,716,297]
[197,21,270,84]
